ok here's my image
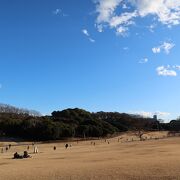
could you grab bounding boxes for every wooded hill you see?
[0,107,170,141]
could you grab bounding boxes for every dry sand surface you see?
[0,131,180,180]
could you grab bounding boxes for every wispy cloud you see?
[152,46,161,54]
[173,65,180,70]
[89,38,95,43]
[122,3,130,9]
[53,8,68,17]
[139,57,148,64]
[116,26,129,36]
[53,8,61,15]
[147,24,156,32]
[156,65,177,76]
[94,0,180,35]
[152,42,175,54]
[132,111,170,118]
[82,29,90,36]
[82,29,95,43]
[123,47,129,51]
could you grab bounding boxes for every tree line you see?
[0,108,178,141]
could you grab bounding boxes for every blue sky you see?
[0,0,180,121]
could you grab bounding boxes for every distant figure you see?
[93,142,95,146]
[13,152,23,159]
[27,146,30,150]
[23,151,31,158]
[65,144,68,149]
[13,152,19,159]
[108,141,110,144]
[53,146,56,150]
[1,148,3,153]
[33,146,38,153]
[9,144,12,149]
[5,146,8,152]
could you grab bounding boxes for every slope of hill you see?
[0,107,161,141]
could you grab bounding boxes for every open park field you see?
[0,131,180,180]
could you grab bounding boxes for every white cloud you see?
[156,65,177,76]
[95,0,122,23]
[156,111,171,117]
[82,29,95,43]
[53,9,61,15]
[123,47,129,51]
[152,47,161,54]
[129,0,180,26]
[82,29,90,36]
[116,26,128,36]
[53,8,68,17]
[173,65,180,70]
[89,38,95,43]
[147,24,156,32]
[152,42,175,54]
[95,24,103,32]
[94,0,180,35]
[94,0,137,36]
[136,111,152,117]
[122,4,130,9]
[162,42,175,54]
[95,0,135,36]
[133,111,170,118]
[139,57,148,64]
[109,11,137,28]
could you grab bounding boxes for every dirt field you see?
[0,131,180,180]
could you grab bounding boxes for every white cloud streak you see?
[173,65,180,70]
[156,65,177,76]
[152,42,175,54]
[89,38,95,43]
[53,9,61,15]
[53,8,68,17]
[123,47,129,51]
[133,111,170,118]
[82,29,95,43]
[139,57,148,64]
[82,29,90,36]
[147,24,156,32]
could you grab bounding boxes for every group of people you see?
[13,151,31,159]
[13,143,39,159]
[53,143,72,150]
[0,142,39,159]
[1,144,12,153]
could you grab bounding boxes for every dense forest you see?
[0,105,179,141]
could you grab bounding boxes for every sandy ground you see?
[0,131,180,180]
